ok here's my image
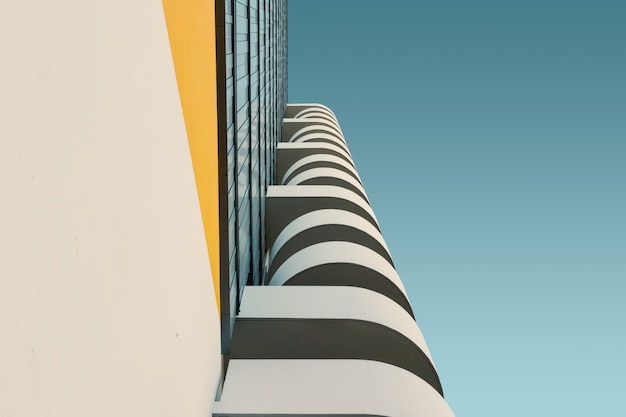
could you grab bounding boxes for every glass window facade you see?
[218,0,288,351]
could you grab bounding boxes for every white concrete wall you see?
[0,2,221,416]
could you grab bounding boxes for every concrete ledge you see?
[268,209,392,277]
[213,360,454,416]
[292,132,351,155]
[276,143,354,182]
[283,119,343,143]
[286,103,337,119]
[265,186,379,247]
[268,241,412,317]
[287,167,368,201]
[281,154,361,185]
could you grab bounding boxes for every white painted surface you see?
[289,124,345,143]
[296,108,338,120]
[266,185,379,227]
[280,153,361,185]
[0,2,221,417]
[293,103,338,120]
[214,360,455,417]
[239,286,434,362]
[277,142,355,167]
[293,132,351,155]
[295,111,341,128]
[270,241,408,297]
[286,167,369,200]
[269,209,391,265]
[291,123,345,143]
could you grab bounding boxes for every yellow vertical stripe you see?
[162,0,220,312]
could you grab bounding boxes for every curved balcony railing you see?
[284,167,368,201]
[267,209,393,274]
[290,122,345,143]
[268,241,413,317]
[214,360,454,417]
[265,185,380,245]
[291,132,352,156]
[280,153,362,186]
[295,105,339,121]
[230,286,442,394]
[290,124,347,145]
[217,104,454,417]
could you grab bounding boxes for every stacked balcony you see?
[213,104,455,417]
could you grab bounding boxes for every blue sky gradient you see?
[288,1,625,415]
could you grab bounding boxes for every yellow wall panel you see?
[162,0,220,312]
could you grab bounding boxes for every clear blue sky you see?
[288,1,625,415]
